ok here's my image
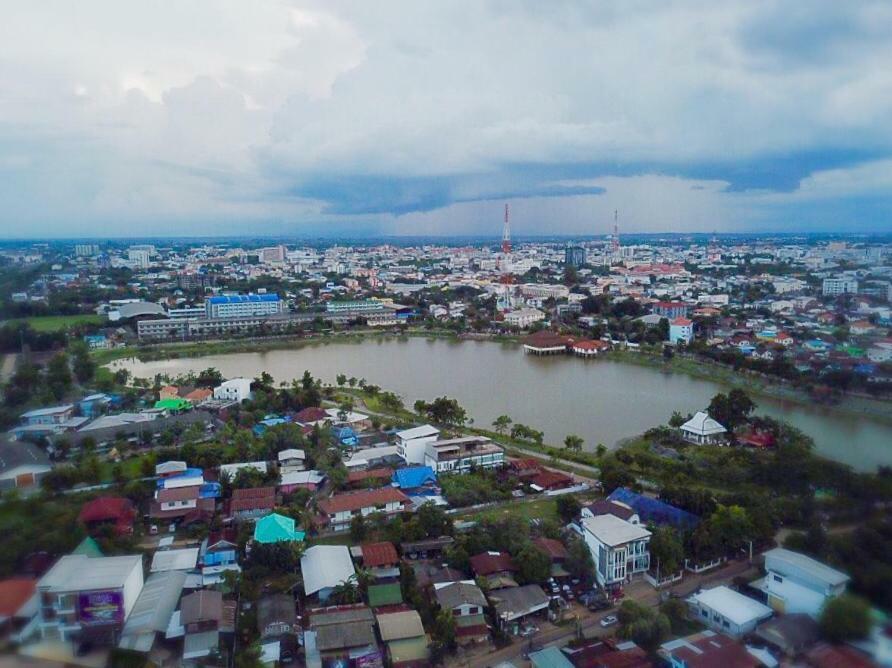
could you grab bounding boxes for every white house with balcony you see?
[582,515,651,587]
[213,378,253,403]
[757,548,849,617]
[395,424,440,466]
[424,436,505,473]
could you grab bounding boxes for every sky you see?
[1,1,892,238]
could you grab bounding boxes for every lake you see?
[110,337,892,471]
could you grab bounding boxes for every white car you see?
[600,615,618,627]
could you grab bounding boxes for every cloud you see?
[0,1,891,236]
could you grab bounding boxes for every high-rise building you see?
[822,277,858,296]
[74,244,99,257]
[565,246,586,267]
[259,245,286,264]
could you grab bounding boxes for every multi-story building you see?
[652,301,690,319]
[36,554,144,643]
[686,586,772,638]
[582,514,651,587]
[205,294,282,319]
[565,246,586,268]
[758,548,849,617]
[669,317,694,345]
[127,249,151,269]
[213,378,253,403]
[504,308,546,328]
[424,436,505,473]
[318,488,411,532]
[395,424,440,465]
[519,284,570,300]
[325,299,386,315]
[74,244,99,257]
[822,276,858,296]
[259,245,286,264]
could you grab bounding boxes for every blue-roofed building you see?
[332,425,358,447]
[392,466,438,494]
[252,416,291,436]
[607,488,700,530]
[78,393,113,418]
[205,293,282,319]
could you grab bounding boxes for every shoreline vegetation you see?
[96,328,892,426]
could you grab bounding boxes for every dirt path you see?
[0,353,17,383]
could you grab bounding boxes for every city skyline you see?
[3,2,892,237]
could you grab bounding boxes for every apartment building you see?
[318,488,411,532]
[205,293,282,319]
[424,436,505,473]
[582,515,651,587]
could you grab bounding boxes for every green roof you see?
[387,636,429,663]
[154,398,192,411]
[367,582,403,608]
[72,536,104,558]
[253,513,305,544]
[529,647,574,668]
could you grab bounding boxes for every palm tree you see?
[492,415,512,436]
[564,434,584,453]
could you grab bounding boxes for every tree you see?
[70,341,95,384]
[556,495,582,523]
[565,537,595,585]
[564,434,584,453]
[46,352,72,399]
[417,503,452,538]
[819,594,871,642]
[598,459,635,494]
[707,389,756,431]
[516,544,551,584]
[617,600,671,651]
[492,415,512,436]
[668,411,686,428]
[350,514,369,542]
[336,373,347,387]
[649,526,684,577]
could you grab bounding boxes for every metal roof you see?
[118,571,186,652]
[689,586,773,626]
[208,294,280,304]
[300,545,355,596]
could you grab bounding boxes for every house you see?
[0,577,39,644]
[669,317,694,344]
[155,460,187,478]
[306,605,378,665]
[487,584,550,630]
[679,411,728,444]
[213,378,253,403]
[391,466,438,494]
[150,485,216,521]
[277,448,306,473]
[400,536,455,559]
[78,496,137,536]
[347,467,395,488]
[0,438,52,491]
[434,581,489,645]
[529,469,575,492]
[470,551,518,588]
[117,570,186,654]
[424,436,506,473]
[561,638,650,668]
[180,590,227,662]
[570,339,611,357]
[294,406,329,426]
[395,424,440,465]
[376,610,429,667]
[301,545,357,602]
[529,647,574,668]
[687,586,772,637]
[317,487,411,532]
[367,582,404,608]
[582,515,651,588]
[325,407,372,430]
[229,486,276,521]
[607,488,700,530]
[581,499,640,525]
[505,307,546,328]
[253,513,305,545]
[804,642,876,668]
[757,548,849,617]
[19,404,75,427]
[256,593,295,640]
[37,554,144,643]
[358,541,401,579]
[279,469,325,493]
[533,538,570,578]
[150,547,199,573]
[201,529,238,569]
[219,460,268,480]
[653,301,690,319]
[658,630,760,668]
[753,614,820,659]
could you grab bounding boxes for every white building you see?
[395,424,440,465]
[300,546,356,602]
[687,586,772,637]
[504,308,546,328]
[582,515,651,587]
[213,378,253,403]
[37,554,144,642]
[424,436,505,473]
[669,317,694,345]
[758,548,849,617]
[205,294,283,319]
[519,284,570,300]
[679,411,727,445]
[822,276,858,296]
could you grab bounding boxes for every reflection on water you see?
[112,338,892,471]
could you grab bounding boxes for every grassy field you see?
[456,496,561,524]
[8,314,103,332]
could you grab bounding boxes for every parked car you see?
[600,615,618,628]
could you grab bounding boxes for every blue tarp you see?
[392,466,438,490]
[607,487,700,530]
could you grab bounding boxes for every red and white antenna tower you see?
[499,203,514,311]
[612,209,620,255]
[502,203,512,254]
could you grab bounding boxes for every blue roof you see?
[607,487,700,529]
[208,293,279,304]
[392,466,438,489]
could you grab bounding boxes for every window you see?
[773,574,783,583]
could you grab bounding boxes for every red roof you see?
[671,317,693,326]
[0,577,36,617]
[361,541,400,568]
[670,633,758,668]
[347,467,394,484]
[533,537,568,561]
[230,487,276,512]
[529,470,574,490]
[469,552,516,576]
[78,496,135,525]
[805,643,875,668]
[157,486,200,503]
[510,458,543,473]
[295,407,328,423]
[319,487,409,515]
[573,339,610,350]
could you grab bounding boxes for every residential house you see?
[582,515,651,588]
[376,610,429,668]
[218,460,268,480]
[277,448,306,473]
[180,590,229,662]
[581,499,640,525]
[424,436,505,473]
[306,605,378,666]
[150,485,215,522]
[533,538,570,578]
[294,406,329,427]
[529,469,575,492]
[0,577,39,644]
[669,317,694,344]
[256,593,295,640]
[487,585,550,630]
[758,548,849,617]
[317,487,411,532]
[117,570,186,655]
[0,438,51,490]
[753,614,820,660]
[658,630,760,668]
[606,488,700,530]
[347,467,395,489]
[400,536,455,560]
[529,647,574,668]
[279,469,325,493]
[150,548,200,574]
[358,541,401,580]
[561,638,650,668]
[155,460,188,478]
[391,466,438,494]
[229,487,276,522]
[395,424,440,466]
[253,513,305,545]
[78,496,137,536]
[687,586,772,637]
[434,581,490,645]
[301,545,357,603]
[470,551,518,589]
[213,378,252,403]
[200,529,240,583]
[36,554,144,644]
[679,411,728,445]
